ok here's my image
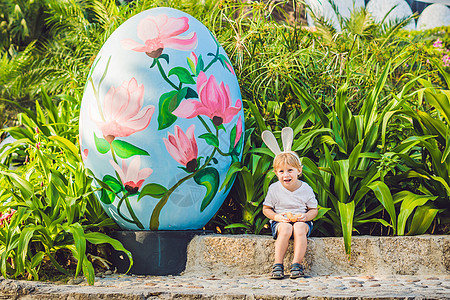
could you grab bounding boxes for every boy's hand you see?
[286,212,297,222]
[295,213,306,222]
[274,213,289,222]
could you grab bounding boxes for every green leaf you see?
[442,132,450,163]
[138,183,168,200]
[354,218,392,228]
[314,206,331,220]
[17,226,36,274]
[196,55,205,74]
[362,61,391,128]
[194,167,220,212]
[407,204,439,235]
[424,89,450,125]
[220,162,253,201]
[103,175,123,193]
[100,175,123,204]
[0,170,33,200]
[31,251,45,268]
[199,133,219,148]
[168,67,196,84]
[338,201,355,258]
[224,223,251,230]
[292,128,332,152]
[64,223,86,278]
[111,140,150,159]
[158,91,179,130]
[348,142,363,171]
[85,232,134,273]
[395,191,437,235]
[187,57,196,75]
[336,160,350,196]
[81,255,95,285]
[94,132,110,154]
[289,79,329,126]
[367,181,397,234]
[185,87,198,99]
[246,100,267,133]
[48,136,80,157]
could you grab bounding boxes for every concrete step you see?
[184,234,450,277]
[0,234,449,299]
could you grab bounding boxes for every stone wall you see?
[184,234,450,277]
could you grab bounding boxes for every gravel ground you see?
[1,273,449,299]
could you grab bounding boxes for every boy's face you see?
[275,163,302,190]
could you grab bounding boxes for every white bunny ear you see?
[281,127,294,152]
[262,130,282,155]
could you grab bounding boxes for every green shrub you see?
[0,92,131,284]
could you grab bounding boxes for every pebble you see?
[67,277,84,285]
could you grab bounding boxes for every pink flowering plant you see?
[0,208,16,226]
[82,11,243,230]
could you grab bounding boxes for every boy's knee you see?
[277,223,293,237]
[293,222,309,235]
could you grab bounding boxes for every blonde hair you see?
[273,152,302,171]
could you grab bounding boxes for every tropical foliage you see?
[0,0,449,279]
[0,91,132,283]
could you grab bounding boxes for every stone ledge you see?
[184,234,450,277]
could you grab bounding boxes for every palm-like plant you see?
[0,0,49,54]
[387,67,450,234]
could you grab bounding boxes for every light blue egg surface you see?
[79,7,244,230]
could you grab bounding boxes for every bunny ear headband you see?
[261,127,302,165]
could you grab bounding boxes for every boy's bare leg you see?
[292,222,309,264]
[274,223,293,264]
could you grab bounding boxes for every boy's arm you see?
[263,205,289,222]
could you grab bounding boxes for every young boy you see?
[263,152,318,279]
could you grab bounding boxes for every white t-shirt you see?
[263,181,318,215]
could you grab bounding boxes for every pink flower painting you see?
[172,71,242,126]
[91,77,155,143]
[110,156,153,194]
[82,149,89,161]
[121,15,198,58]
[163,125,198,172]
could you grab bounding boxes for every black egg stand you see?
[109,230,210,275]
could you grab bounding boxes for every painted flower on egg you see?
[80,7,244,231]
[172,71,242,126]
[163,125,198,172]
[121,15,198,58]
[90,77,155,143]
[110,156,153,195]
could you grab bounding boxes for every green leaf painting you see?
[157,89,188,130]
[199,133,219,148]
[168,67,196,84]
[99,175,123,204]
[138,183,168,200]
[194,167,219,212]
[111,140,150,159]
[94,132,110,154]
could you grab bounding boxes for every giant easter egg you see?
[79,7,244,230]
